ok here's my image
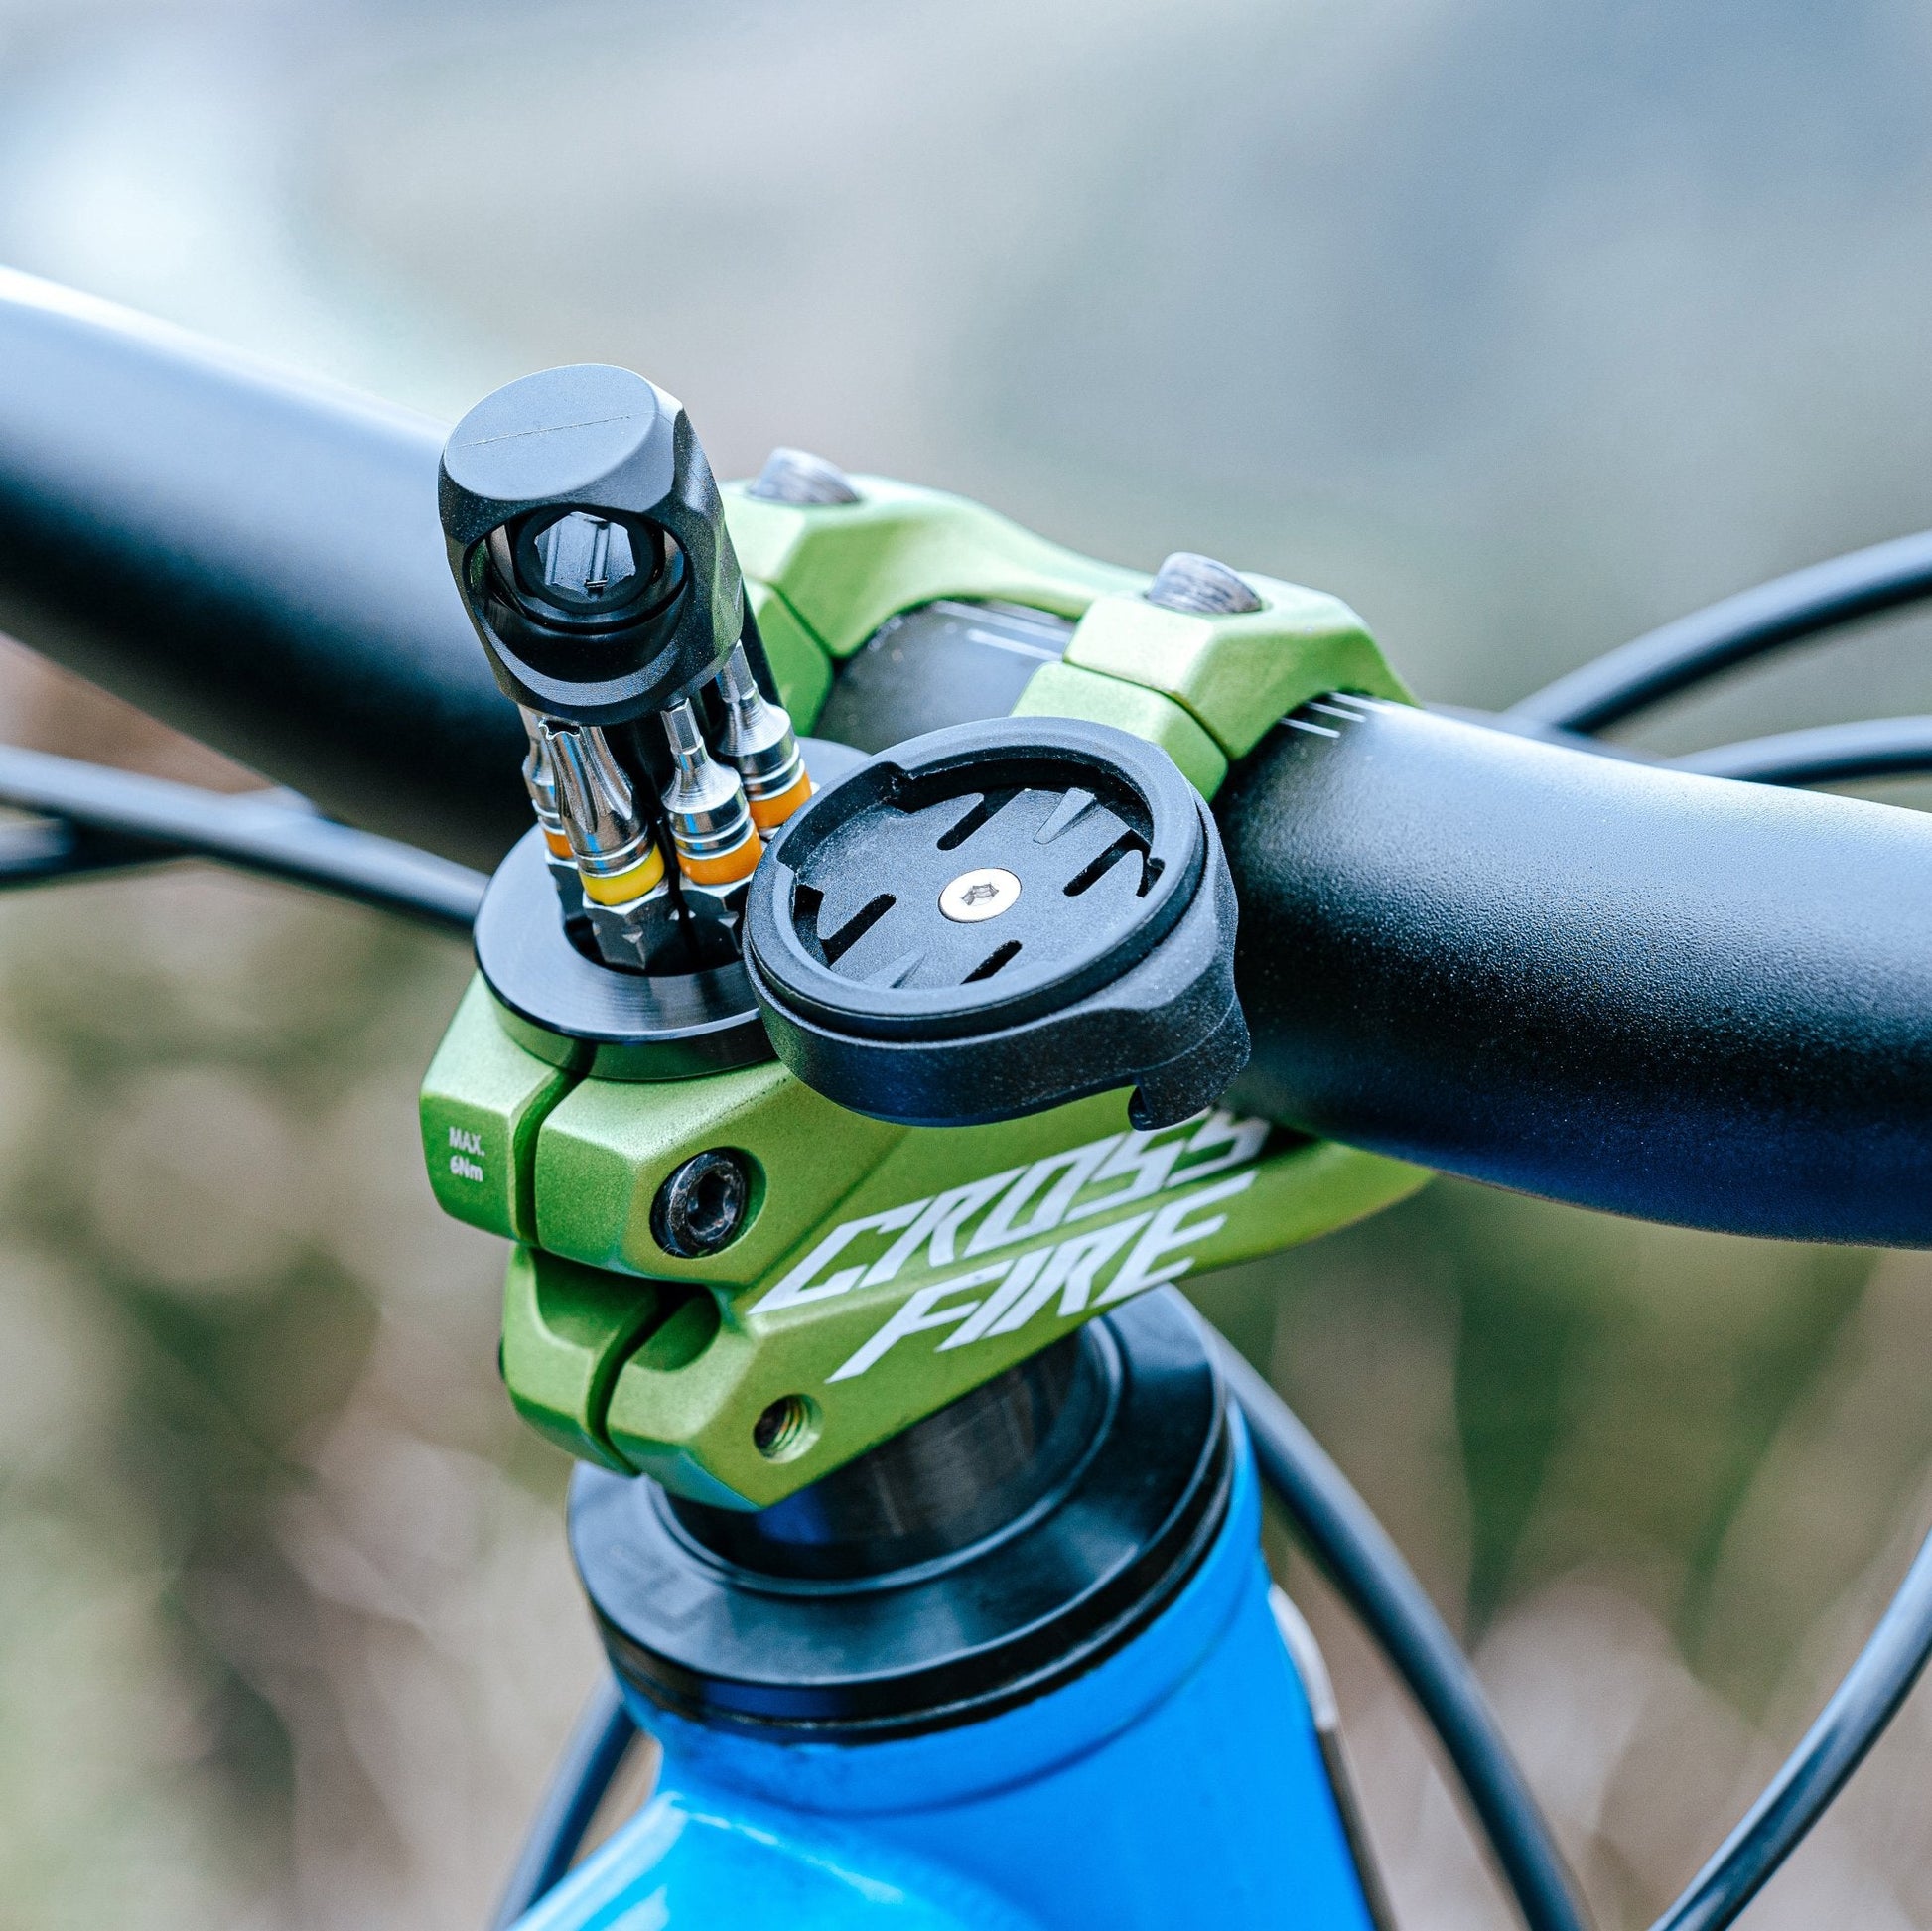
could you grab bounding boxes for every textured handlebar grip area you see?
[1221,698,1932,1245]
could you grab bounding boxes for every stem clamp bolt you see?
[651,1150,754,1257]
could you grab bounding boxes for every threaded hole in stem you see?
[754,1394,820,1461]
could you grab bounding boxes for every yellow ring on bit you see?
[580,842,667,905]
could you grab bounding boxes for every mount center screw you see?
[939,866,1022,922]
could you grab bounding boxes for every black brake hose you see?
[1208,1332,1593,1931]
[1652,1521,1932,1931]
[1455,706,1932,791]
[1221,1329,1932,1931]
[488,1676,637,1931]
[1507,528,1932,736]
[1673,716,1932,787]
[0,744,484,929]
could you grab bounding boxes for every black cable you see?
[1207,1330,1593,1931]
[1506,528,1932,737]
[0,813,163,887]
[1449,701,1932,793]
[0,745,485,930]
[0,744,618,1930]
[7,737,1922,1931]
[1651,1522,1932,1931]
[1217,1324,1932,1931]
[488,1676,638,1931]
[1672,716,1932,787]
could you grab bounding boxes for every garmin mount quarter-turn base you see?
[743,716,1250,1133]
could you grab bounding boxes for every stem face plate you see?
[424,974,1425,1506]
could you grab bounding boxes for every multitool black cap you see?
[743,717,1250,1129]
[438,363,743,726]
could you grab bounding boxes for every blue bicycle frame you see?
[531,1416,1373,1931]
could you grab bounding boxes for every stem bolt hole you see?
[753,1394,820,1461]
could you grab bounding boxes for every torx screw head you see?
[651,1149,754,1257]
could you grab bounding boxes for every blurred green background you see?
[2,2,1931,1926]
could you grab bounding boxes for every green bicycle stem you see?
[421,471,1428,1507]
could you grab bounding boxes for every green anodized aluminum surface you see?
[418,473,1430,1508]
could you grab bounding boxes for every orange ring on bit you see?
[746,769,816,830]
[679,832,763,885]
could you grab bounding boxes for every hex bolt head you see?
[651,1149,754,1257]
[1145,551,1264,616]
[521,510,643,612]
[746,447,862,505]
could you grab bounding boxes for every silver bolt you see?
[716,642,808,810]
[1145,551,1263,616]
[660,699,758,869]
[542,721,657,882]
[939,867,1022,923]
[747,447,861,506]
[516,705,567,839]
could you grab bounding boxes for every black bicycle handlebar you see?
[1220,698,1932,1246]
[2,275,1929,1247]
[0,269,526,868]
